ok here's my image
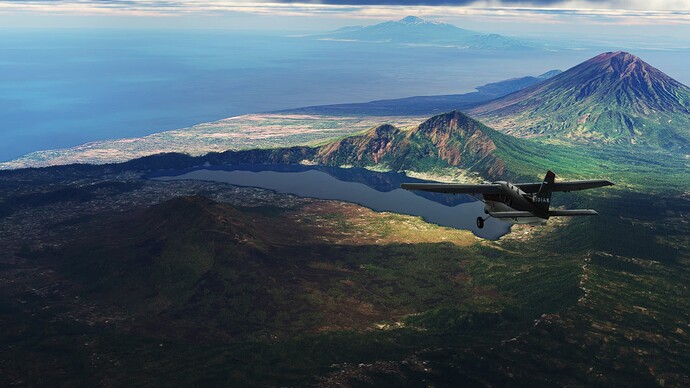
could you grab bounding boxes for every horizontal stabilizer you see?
[488,211,537,218]
[400,183,502,195]
[548,209,598,216]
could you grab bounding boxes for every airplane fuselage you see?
[482,182,546,225]
[400,170,612,230]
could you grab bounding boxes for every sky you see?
[1,0,690,35]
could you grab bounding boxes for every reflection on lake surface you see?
[151,164,510,240]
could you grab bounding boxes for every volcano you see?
[469,51,690,149]
[310,16,529,50]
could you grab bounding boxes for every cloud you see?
[2,0,690,25]
[272,0,690,10]
[276,1,557,5]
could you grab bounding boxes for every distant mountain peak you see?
[310,16,529,50]
[566,50,681,92]
[596,50,635,61]
[584,51,649,75]
[399,15,426,24]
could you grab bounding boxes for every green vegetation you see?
[1,104,689,385]
[300,110,689,196]
[4,173,684,386]
[488,126,690,192]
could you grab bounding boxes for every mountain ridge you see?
[315,110,507,179]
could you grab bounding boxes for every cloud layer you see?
[274,0,690,10]
[1,0,689,25]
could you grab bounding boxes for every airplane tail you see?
[534,170,555,212]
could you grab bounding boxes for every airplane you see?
[401,171,613,228]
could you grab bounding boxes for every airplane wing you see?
[488,211,536,218]
[548,209,599,216]
[489,209,599,219]
[516,179,613,193]
[400,183,502,195]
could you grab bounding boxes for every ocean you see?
[1,28,688,162]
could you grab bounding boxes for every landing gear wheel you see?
[476,217,485,229]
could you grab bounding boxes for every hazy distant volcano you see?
[310,16,530,50]
[470,51,690,149]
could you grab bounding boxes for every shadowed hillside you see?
[44,196,503,343]
[2,171,687,386]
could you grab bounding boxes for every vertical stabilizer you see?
[534,171,555,212]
